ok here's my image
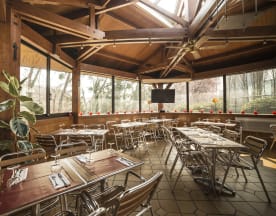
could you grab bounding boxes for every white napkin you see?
[116,157,135,166]
[10,168,28,186]
[49,173,70,189]
[76,155,89,163]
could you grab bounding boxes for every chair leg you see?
[173,164,184,191]
[165,145,173,165]
[170,154,179,176]
[270,140,276,151]
[251,156,271,203]
[241,168,248,183]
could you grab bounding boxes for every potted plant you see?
[0,71,44,154]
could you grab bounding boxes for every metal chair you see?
[86,124,106,150]
[80,171,163,216]
[269,124,276,150]
[55,141,88,158]
[220,135,271,202]
[35,134,58,157]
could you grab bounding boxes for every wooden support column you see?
[72,63,80,123]
[0,6,21,139]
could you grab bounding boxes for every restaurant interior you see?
[0,0,276,215]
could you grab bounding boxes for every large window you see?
[80,73,112,114]
[20,44,47,113]
[226,69,276,114]
[163,83,187,112]
[141,83,158,112]
[189,77,223,113]
[115,78,139,113]
[50,59,72,113]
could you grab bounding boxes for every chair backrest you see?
[270,124,276,137]
[0,148,46,169]
[106,121,117,131]
[69,135,93,146]
[222,129,239,142]
[55,141,88,157]
[243,136,268,162]
[71,124,86,129]
[86,124,106,129]
[36,134,57,147]
[114,171,163,216]
[208,125,221,134]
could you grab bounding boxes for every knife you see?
[58,173,69,187]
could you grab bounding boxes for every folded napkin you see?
[116,157,135,166]
[49,173,70,189]
[10,168,28,186]
[76,154,89,163]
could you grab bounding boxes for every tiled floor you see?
[110,140,276,216]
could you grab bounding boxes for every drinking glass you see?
[86,146,95,162]
[50,154,62,173]
[6,165,20,188]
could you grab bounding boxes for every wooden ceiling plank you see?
[95,51,142,65]
[105,27,188,39]
[21,0,104,9]
[206,26,276,39]
[0,0,6,22]
[10,1,100,39]
[21,23,75,67]
[174,63,194,74]
[139,65,166,74]
[188,0,201,22]
[140,0,188,26]
[107,11,143,28]
[80,62,138,79]
[96,0,138,15]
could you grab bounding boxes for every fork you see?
[52,175,58,187]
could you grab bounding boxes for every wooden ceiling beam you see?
[139,65,166,74]
[105,27,188,40]
[193,57,276,80]
[189,0,222,37]
[174,63,194,74]
[96,0,138,15]
[21,23,75,67]
[21,0,105,9]
[77,45,104,62]
[10,1,103,39]
[59,38,183,48]
[0,0,6,22]
[139,0,188,26]
[188,0,200,22]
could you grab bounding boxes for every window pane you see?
[163,83,187,112]
[226,69,276,114]
[115,79,139,113]
[141,83,158,112]
[50,59,72,113]
[80,73,112,114]
[20,44,47,113]
[189,77,223,112]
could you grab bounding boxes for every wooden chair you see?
[220,135,271,202]
[80,171,163,216]
[269,124,276,150]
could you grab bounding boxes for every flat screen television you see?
[151,89,175,103]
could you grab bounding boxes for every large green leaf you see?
[10,117,29,138]
[8,81,19,97]
[19,95,33,102]
[22,101,44,114]
[0,81,10,94]
[0,120,10,129]
[2,70,11,82]
[0,99,15,112]
[18,111,36,124]
[10,76,20,90]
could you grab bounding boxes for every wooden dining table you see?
[0,149,143,216]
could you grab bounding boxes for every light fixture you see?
[80,44,84,50]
